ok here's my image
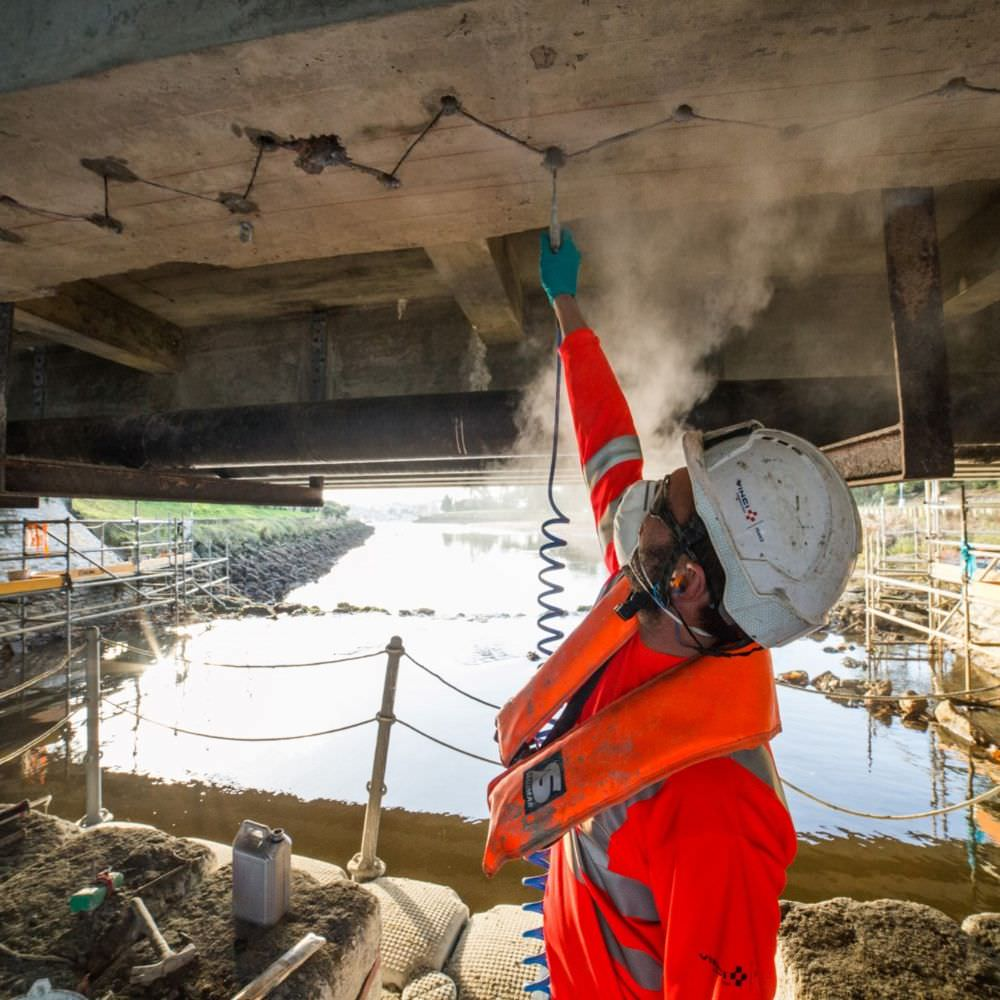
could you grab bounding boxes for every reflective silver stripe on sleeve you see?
[729,745,789,811]
[566,784,663,922]
[584,435,643,492]
[594,906,663,991]
[596,490,627,550]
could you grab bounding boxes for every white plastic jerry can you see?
[232,819,292,927]
[16,982,86,1000]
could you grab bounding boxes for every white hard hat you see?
[612,479,659,568]
[683,421,861,647]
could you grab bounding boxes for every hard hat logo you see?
[735,480,758,523]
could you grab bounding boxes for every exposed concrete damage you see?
[0,0,999,497]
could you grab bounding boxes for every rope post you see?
[348,635,404,883]
[81,626,106,827]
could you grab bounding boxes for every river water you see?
[3,519,1000,918]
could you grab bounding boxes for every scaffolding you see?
[0,516,230,711]
[862,482,1000,687]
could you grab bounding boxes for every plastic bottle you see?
[232,819,292,927]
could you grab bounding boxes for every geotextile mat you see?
[0,817,213,998]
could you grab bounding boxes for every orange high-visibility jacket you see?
[495,326,796,1000]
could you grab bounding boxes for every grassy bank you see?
[68,498,352,550]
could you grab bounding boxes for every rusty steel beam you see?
[821,189,956,484]
[7,392,523,469]
[882,187,954,479]
[821,425,903,486]
[3,457,323,506]
[0,494,39,508]
[0,303,11,493]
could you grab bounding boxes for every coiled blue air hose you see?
[524,329,568,997]
[536,327,569,661]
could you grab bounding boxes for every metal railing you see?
[0,517,231,680]
[861,481,1000,687]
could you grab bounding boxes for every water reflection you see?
[2,521,1000,917]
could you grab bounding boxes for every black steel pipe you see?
[7,391,526,469]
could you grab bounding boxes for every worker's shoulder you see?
[650,757,780,822]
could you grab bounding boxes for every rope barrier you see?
[0,713,72,767]
[0,646,83,702]
[202,650,385,670]
[783,777,1000,821]
[110,639,385,669]
[403,652,501,710]
[395,718,502,767]
[776,678,1000,704]
[101,697,376,742]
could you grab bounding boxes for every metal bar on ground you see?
[348,636,404,883]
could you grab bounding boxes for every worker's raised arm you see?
[540,231,644,574]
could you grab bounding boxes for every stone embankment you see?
[223,520,374,604]
[3,811,1000,998]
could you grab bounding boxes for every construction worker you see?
[483,230,861,998]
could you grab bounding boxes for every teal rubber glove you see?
[539,229,581,304]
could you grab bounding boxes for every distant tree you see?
[441,494,454,512]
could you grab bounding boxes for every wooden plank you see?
[15,282,182,374]
[425,237,523,344]
[941,198,1000,321]
[931,562,1000,608]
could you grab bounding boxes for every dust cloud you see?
[517,184,870,479]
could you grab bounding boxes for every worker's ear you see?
[671,561,709,608]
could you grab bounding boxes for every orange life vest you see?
[483,596,781,876]
[496,573,637,766]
